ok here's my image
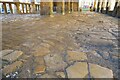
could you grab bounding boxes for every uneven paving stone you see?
[2,61,23,76]
[89,63,113,78]
[66,62,88,78]
[40,43,51,49]
[20,54,31,62]
[16,57,34,78]
[88,51,102,58]
[33,47,50,57]
[66,51,87,63]
[34,56,45,65]
[0,50,14,57]
[2,59,10,67]
[46,38,66,52]
[109,28,119,37]
[56,72,65,78]
[93,32,116,40]
[43,40,55,46]
[44,54,67,71]
[34,65,46,74]
[22,42,35,48]
[40,73,58,78]
[109,51,120,57]
[2,51,23,63]
[50,35,65,42]
[53,44,65,52]
[99,51,110,60]
[88,38,113,46]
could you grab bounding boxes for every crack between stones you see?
[87,62,91,79]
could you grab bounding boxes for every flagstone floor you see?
[1,12,119,78]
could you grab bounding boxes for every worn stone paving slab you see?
[2,51,23,63]
[34,56,45,65]
[2,61,23,76]
[33,46,50,57]
[33,65,46,74]
[66,62,88,78]
[40,73,58,78]
[0,50,14,57]
[56,72,65,78]
[66,51,87,64]
[44,54,67,71]
[89,63,113,78]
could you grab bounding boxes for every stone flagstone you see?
[44,54,67,71]
[33,47,50,57]
[34,57,45,65]
[34,65,46,74]
[40,73,57,78]
[40,43,51,49]
[56,72,65,78]
[66,62,88,78]
[2,51,23,63]
[2,61,23,76]
[0,50,14,57]
[66,51,87,63]
[89,63,113,78]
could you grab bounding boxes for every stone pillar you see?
[50,0,53,17]
[93,0,97,11]
[101,0,105,13]
[26,4,28,13]
[22,4,25,13]
[3,3,7,14]
[28,4,31,13]
[97,0,100,12]
[9,3,13,14]
[72,0,74,12]
[109,0,116,11]
[62,0,65,15]
[35,5,37,11]
[78,1,80,12]
[112,0,118,16]
[68,0,71,13]
[38,5,39,11]
[106,0,110,14]
[31,0,36,13]
[107,0,116,15]
[79,0,82,12]
[15,2,21,14]
[40,1,48,15]
[116,1,120,18]
[102,0,106,11]
[103,0,107,10]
